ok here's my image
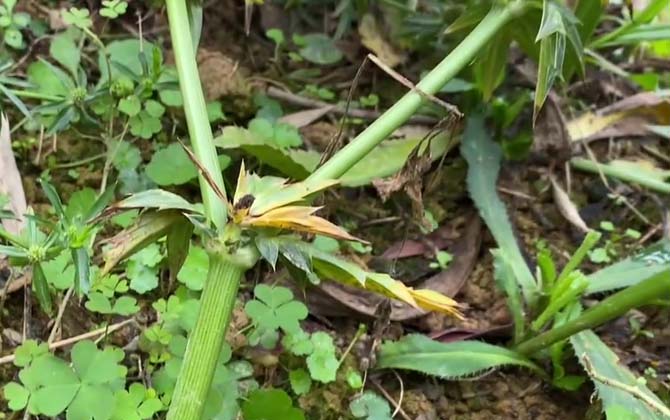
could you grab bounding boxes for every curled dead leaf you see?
[358,14,406,68]
[550,176,590,233]
[568,92,670,142]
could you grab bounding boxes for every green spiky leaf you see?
[377,334,542,379]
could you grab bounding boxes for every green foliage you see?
[294,33,343,65]
[244,284,308,348]
[0,0,32,49]
[125,243,163,294]
[177,245,209,291]
[306,332,339,383]
[4,340,127,419]
[377,334,542,379]
[111,383,162,420]
[350,391,392,420]
[586,240,670,294]
[571,330,667,419]
[288,369,311,395]
[242,389,305,420]
[462,115,538,304]
[100,0,128,19]
[62,8,93,29]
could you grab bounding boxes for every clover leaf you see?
[42,251,75,290]
[245,285,308,340]
[13,340,48,367]
[119,96,141,117]
[126,243,162,294]
[4,341,127,419]
[306,332,339,383]
[111,383,162,420]
[62,7,92,29]
[281,330,313,356]
[100,0,128,19]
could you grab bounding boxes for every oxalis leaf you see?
[377,334,543,379]
[461,115,539,305]
[571,330,668,419]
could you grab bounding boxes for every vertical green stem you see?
[307,1,527,183]
[166,0,228,228]
[515,269,670,356]
[167,255,244,420]
[165,1,242,419]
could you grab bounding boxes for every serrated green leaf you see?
[282,330,314,356]
[245,284,307,335]
[461,115,538,305]
[100,0,127,19]
[71,341,127,385]
[586,240,670,294]
[377,334,542,379]
[21,354,79,416]
[571,330,667,419]
[66,383,116,420]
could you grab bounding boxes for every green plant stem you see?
[515,269,670,356]
[307,1,527,183]
[9,90,62,102]
[166,255,244,420]
[166,0,228,228]
[571,158,670,194]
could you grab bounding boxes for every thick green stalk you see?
[307,1,527,183]
[166,0,228,228]
[515,269,670,356]
[166,255,244,420]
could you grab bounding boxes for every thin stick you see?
[366,54,461,117]
[370,378,411,420]
[266,87,440,125]
[582,355,670,417]
[47,286,74,344]
[0,318,135,365]
[391,370,405,418]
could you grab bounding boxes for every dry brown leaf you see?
[0,114,26,236]
[567,92,670,142]
[358,14,406,68]
[278,106,334,128]
[550,176,590,233]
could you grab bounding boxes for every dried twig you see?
[47,286,74,344]
[0,318,135,365]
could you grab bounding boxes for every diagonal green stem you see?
[515,269,670,356]
[307,1,527,183]
[166,0,228,228]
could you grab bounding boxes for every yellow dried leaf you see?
[233,160,249,204]
[243,206,365,242]
[249,179,338,216]
[358,14,406,68]
[410,288,463,319]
